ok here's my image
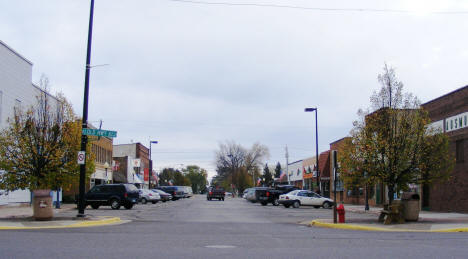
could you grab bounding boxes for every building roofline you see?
[288,159,303,165]
[422,85,468,106]
[0,40,33,66]
[329,137,349,146]
[31,83,59,102]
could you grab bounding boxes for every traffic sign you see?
[77,151,86,165]
[82,128,117,138]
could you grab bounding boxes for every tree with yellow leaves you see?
[0,76,94,192]
[339,65,454,205]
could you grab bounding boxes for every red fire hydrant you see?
[337,203,345,223]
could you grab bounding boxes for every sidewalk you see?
[310,204,468,232]
[0,203,124,229]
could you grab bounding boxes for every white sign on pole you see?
[77,151,86,165]
[132,159,141,167]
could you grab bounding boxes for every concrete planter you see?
[32,189,53,221]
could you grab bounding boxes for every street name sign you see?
[82,128,117,138]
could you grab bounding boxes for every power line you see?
[167,0,468,14]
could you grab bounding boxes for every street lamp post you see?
[78,0,95,217]
[304,107,320,194]
[149,141,158,189]
[104,162,110,184]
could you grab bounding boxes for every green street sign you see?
[82,128,117,138]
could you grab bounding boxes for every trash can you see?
[32,190,53,221]
[401,192,420,221]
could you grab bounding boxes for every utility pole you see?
[285,145,289,185]
[77,0,95,217]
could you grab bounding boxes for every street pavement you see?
[1,199,467,232]
[0,195,467,258]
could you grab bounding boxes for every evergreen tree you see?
[263,163,273,186]
[274,162,282,178]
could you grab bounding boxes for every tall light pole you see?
[149,141,158,189]
[305,108,320,194]
[104,162,110,184]
[77,0,95,217]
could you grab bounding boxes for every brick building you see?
[113,143,153,188]
[422,86,468,212]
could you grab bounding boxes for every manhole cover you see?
[205,245,236,249]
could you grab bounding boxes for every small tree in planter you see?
[0,76,94,220]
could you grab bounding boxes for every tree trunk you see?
[388,185,394,205]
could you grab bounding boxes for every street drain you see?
[205,245,236,249]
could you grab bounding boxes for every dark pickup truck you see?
[207,187,225,201]
[256,185,299,206]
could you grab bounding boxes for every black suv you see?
[256,185,299,206]
[82,184,139,210]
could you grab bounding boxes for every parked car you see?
[242,188,250,199]
[279,190,334,209]
[206,186,225,201]
[80,184,139,210]
[139,189,161,204]
[156,186,185,200]
[175,186,193,198]
[244,188,258,203]
[152,189,172,202]
[256,185,299,206]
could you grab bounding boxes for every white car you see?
[279,190,334,209]
[139,189,161,204]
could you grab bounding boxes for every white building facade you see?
[0,40,61,204]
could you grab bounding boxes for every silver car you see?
[139,189,161,204]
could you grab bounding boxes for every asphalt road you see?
[1,195,467,259]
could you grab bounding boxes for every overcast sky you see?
[2,0,467,178]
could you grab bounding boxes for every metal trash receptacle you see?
[402,192,420,221]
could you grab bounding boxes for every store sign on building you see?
[445,112,468,132]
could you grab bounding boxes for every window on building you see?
[456,139,465,163]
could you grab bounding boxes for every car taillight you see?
[149,193,152,196]
[209,191,213,195]
[173,191,176,195]
[266,192,270,197]
[124,193,128,198]
[285,196,289,200]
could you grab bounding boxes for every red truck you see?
[207,186,225,201]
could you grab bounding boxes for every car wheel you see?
[273,199,279,206]
[323,201,332,209]
[110,199,121,210]
[261,202,268,206]
[293,201,300,208]
[91,204,99,209]
[222,198,224,201]
[283,204,290,208]
[124,204,133,210]
[141,198,147,204]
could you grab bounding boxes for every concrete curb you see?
[0,217,124,230]
[309,220,468,233]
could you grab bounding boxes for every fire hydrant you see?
[337,203,345,223]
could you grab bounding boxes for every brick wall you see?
[422,86,468,212]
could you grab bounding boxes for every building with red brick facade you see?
[422,86,468,212]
